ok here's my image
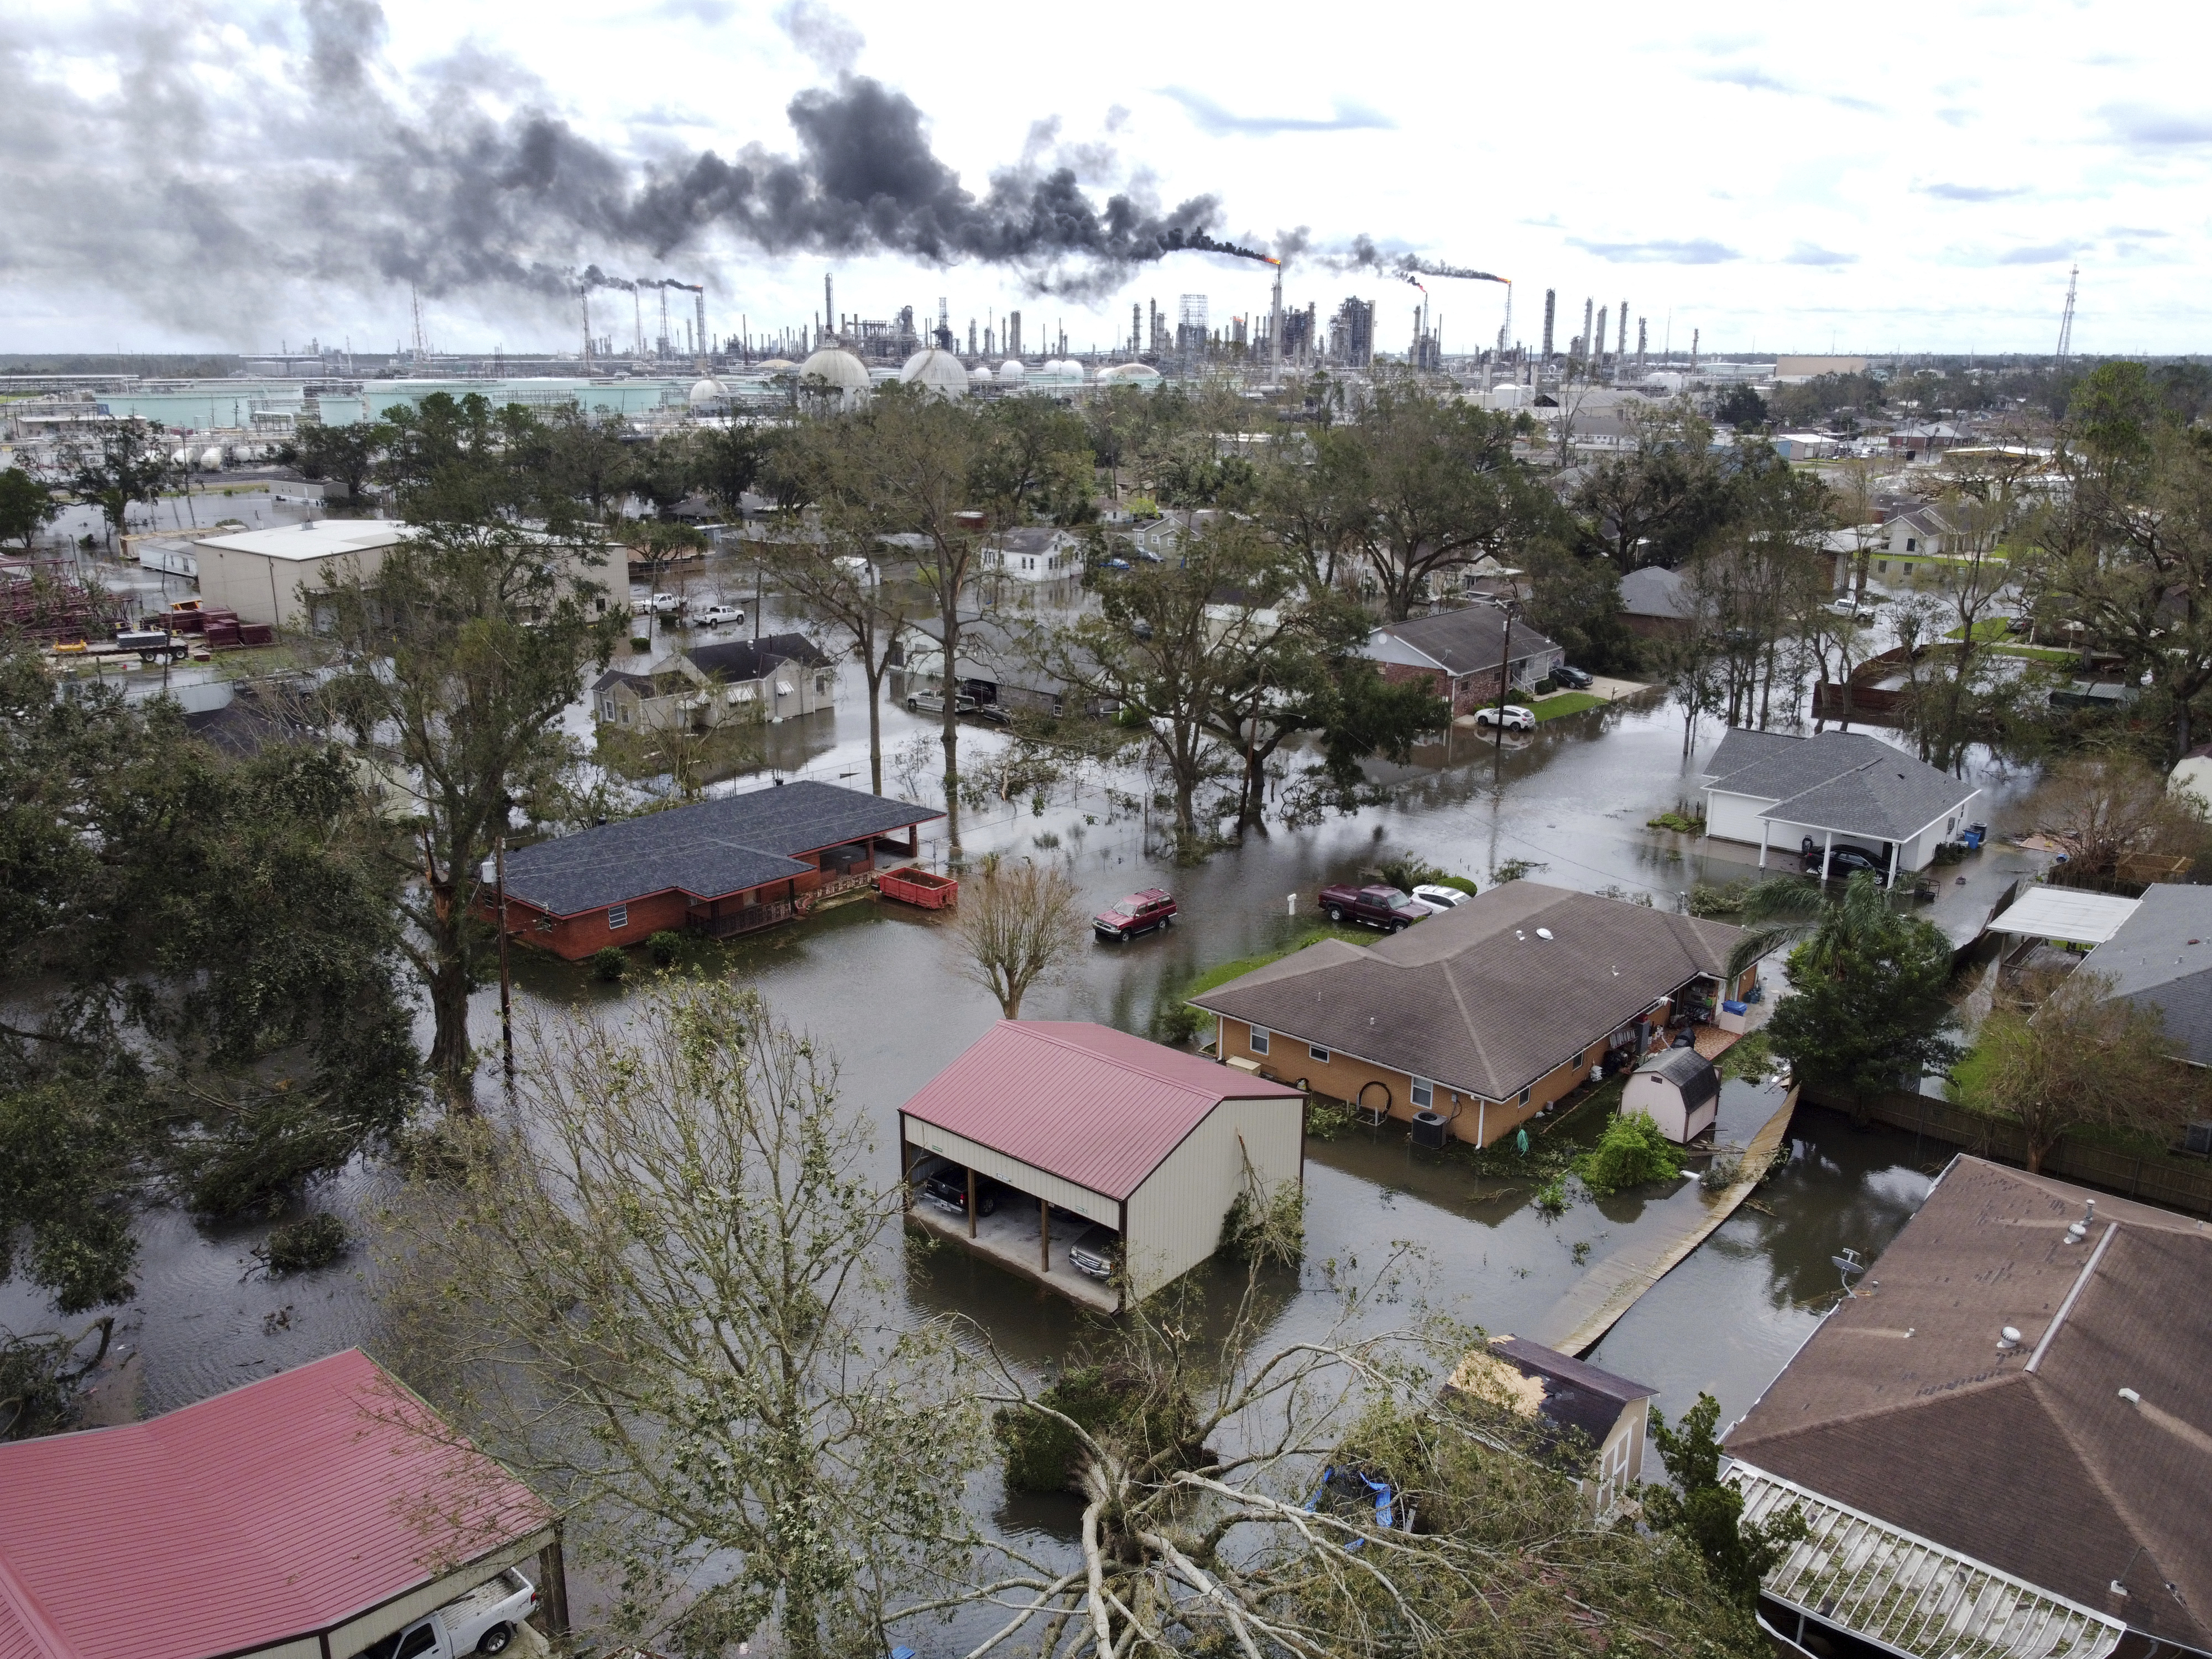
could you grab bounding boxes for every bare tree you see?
[2019,752,2211,882]
[1962,968,2204,1172]
[380,978,987,1656]
[950,855,1087,1019]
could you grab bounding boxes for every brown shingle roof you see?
[1188,883,1743,1100]
[1725,1158,2212,1652]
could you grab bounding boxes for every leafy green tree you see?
[541,404,634,512]
[1743,873,1962,1122]
[1712,384,1768,429]
[0,653,416,1314]
[57,418,178,546]
[0,466,59,547]
[1568,400,1734,575]
[974,394,1096,524]
[689,421,766,518]
[286,419,385,500]
[1312,377,1542,618]
[314,523,620,1099]
[2021,363,2212,757]
[1645,1392,1808,1608]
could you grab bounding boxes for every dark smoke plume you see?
[0,0,1270,338]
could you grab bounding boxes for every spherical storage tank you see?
[688,377,728,410]
[797,346,872,409]
[969,363,997,385]
[897,347,969,400]
[1094,362,1163,388]
[198,446,225,471]
[995,359,1027,385]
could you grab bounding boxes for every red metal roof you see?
[0,1349,549,1659]
[898,1021,1303,1201]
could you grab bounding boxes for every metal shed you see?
[897,1021,1307,1308]
[1621,1047,1720,1143]
[0,1348,564,1659]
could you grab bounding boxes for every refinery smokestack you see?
[1541,289,1556,366]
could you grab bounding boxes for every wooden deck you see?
[1533,1084,1799,1357]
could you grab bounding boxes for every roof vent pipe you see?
[1997,1326,2022,1351]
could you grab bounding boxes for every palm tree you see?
[1723,869,1901,983]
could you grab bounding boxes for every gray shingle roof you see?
[2076,884,2212,1065]
[1618,565,1705,620]
[1637,1046,1720,1111]
[500,780,942,916]
[1370,607,1563,677]
[1189,883,1743,1101]
[1707,729,1975,842]
[685,632,828,682]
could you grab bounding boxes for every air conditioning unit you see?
[2185,1122,2212,1157]
[1411,1110,1448,1150]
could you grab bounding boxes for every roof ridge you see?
[1441,957,1500,1097]
[1728,1368,2031,1450]
[1009,1021,1275,1099]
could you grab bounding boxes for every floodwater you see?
[1,557,2032,1634]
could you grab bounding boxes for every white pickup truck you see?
[350,1568,538,1659]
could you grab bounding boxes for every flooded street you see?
[6,565,2022,1454]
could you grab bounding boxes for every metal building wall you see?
[1123,1096,1304,1300]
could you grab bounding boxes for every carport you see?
[898,1021,1307,1310]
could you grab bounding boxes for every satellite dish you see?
[1832,1246,1867,1296]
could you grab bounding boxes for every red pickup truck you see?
[1319,884,1432,932]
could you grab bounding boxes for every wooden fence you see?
[1806,1087,2212,1217]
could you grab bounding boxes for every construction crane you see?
[2054,265,2078,367]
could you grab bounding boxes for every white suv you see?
[1474,705,1535,732]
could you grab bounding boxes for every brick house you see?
[1189,883,1752,1147]
[1361,606,1566,715]
[489,779,942,958]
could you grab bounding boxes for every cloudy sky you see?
[1,0,2203,356]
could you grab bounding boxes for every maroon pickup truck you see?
[1319,884,1432,932]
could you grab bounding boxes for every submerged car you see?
[1067,1223,1121,1280]
[1474,704,1536,732]
[1801,837,1889,882]
[915,1156,1003,1217]
[1094,888,1177,942]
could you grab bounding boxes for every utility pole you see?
[1492,600,1517,771]
[493,838,514,1082]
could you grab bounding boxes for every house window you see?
[1875,560,1888,573]
[1574,1050,1587,1068]
[1905,537,1918,553]
[1411,1077,1434,1110]
[1309,1043,1331,1062]
[1518,1086,1532,1106]
[1901,563,1914,576]
[619,707,632,725]
[608,905,629,930]
[1249,1026,1270,1056]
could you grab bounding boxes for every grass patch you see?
[1529,691,1607,721]
[1649,809,1708,834]
[1943,618,2013,643]
[1155,925,1373,1044]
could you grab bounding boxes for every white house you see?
[984,525,1082,581]
[1702,728,1980,883]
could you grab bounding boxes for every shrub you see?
[1573,1113,1684,1197]
[1533,1174,1570,1215]
[1649,809,1708,834]
[647,929,682,967]
[257,1213,349,1276]
[994,1363,1202,1494]
[1305,1097,1356,1140]
[591,946,629,983]
[629,635,651,652]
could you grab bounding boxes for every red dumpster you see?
[876,866,958,909]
